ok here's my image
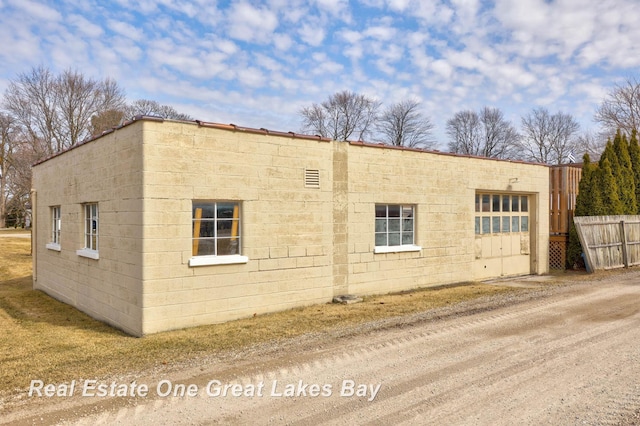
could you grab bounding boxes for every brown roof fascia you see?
[196,120,331,142]
[347,140,549,167]
[32,115,164,167]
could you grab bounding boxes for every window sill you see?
[46,243,61,252]
[189,255,249,267]
[374,245,422,254]
[76,249,99,260]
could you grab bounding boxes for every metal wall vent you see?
[304,169,320,188]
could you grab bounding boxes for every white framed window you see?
[46,206,61,251]
[77,203,99,259]
[374,204,421,253]
[474,193,529,235]
[190,201,248,266]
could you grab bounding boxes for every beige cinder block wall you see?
[33,118,549,336]
[32,124,145,336]
[343,142,549,296]
[139,121,335,334]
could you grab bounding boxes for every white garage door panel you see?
[473,193,531,280]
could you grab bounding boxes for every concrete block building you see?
[32,117,549,336]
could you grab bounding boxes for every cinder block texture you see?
[32,118,549,336]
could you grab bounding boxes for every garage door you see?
[473,193,531,280]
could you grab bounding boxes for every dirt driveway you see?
[4,271,640,425]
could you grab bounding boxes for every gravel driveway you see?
[4,270,640,425]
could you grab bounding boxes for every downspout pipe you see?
[30,189,36,282]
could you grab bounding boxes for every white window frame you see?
[189,201,248,266]
[46,206,61,251]
[374,204,422,254]
[77,203,99,259]
[474,193,529,235]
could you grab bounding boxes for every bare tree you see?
[479,107,520,158]
[2,66,126,156]
[90,109,125,136]
[446,107,519,158]
[3,67,58,156]
[574,130,608,162]
[4,142,37,228]
[0,113,19,228]
[300,90,381,141]
[125,99,193,121]
[519,107,580,164]
[446,110,480,155]
[594,77,640,136]
[90,99,193,136]
[57,70,126,149]
[376,99,436,149]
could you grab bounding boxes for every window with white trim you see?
[46,206,61,251]
[83,203,99,251]
[375,204,420,253]
[474,193,529,235]
[192,201,243,257]
[52,206,61,243]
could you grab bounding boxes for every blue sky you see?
[1,0,640,147]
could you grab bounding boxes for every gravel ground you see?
[3,270,640,425]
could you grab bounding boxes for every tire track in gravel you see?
[7,273,640,425]
[289,284,640,425]
[43,288,575,424]
[99,286,600,424]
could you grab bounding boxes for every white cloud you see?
[237,67,266,87]
[374,59,395,76]
[450,0,481,34]
[268,72,300,91]
[8,0,61,22]
[2,0,639,147]
[412,1,454,24]
[494,0,640,67]
[107,20,145,42]
[363,25,396,41]
[226,2,279,43]
[386,0,411,12]
[314,0,350,18]
[111,37,144,63]
[48,31,92,70]
[298,23,326,46]
[447,50,481,71]
[279,2,307,23]
[343,44,364,62]
[68,14,104,39]
[255,54,283,73]
[339,30,363,44]
[407,43,431,73]
[272,33,294,51]
[377,42,403,63]
[0,16,42,66]
[145,40,212,79]
[431,60,453,79]
[310,52,344,75]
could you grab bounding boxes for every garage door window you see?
[475,194,529,235]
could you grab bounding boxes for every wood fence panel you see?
[549,165,582,269]
[550,165,582,235]
[574,215,640,271]
[626,221,640,267]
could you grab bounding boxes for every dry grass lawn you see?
[1,234,522,397]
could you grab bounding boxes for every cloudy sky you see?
[1,0,639,147]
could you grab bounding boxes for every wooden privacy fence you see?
[574,215,640,271]
[550,165,581,235]
[549,164,582,269]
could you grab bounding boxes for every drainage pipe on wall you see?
[30,189,36,282]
